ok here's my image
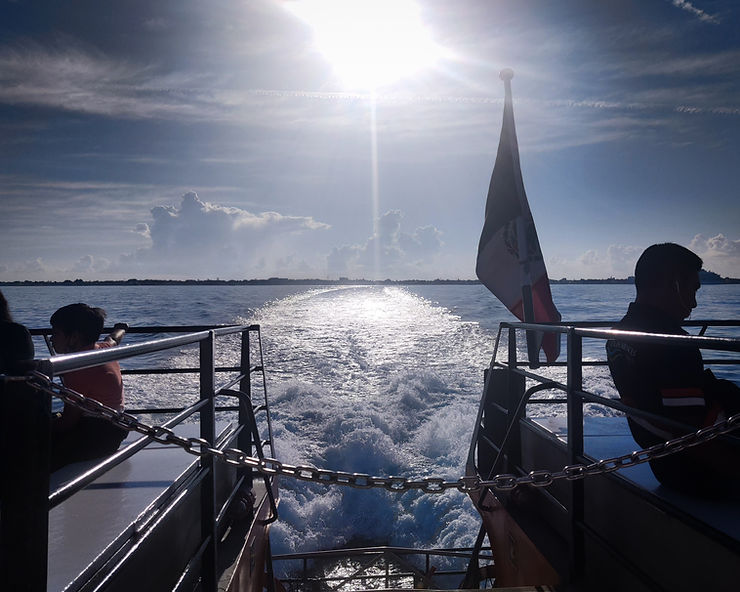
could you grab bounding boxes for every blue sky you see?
[1,0,739,281]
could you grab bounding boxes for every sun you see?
[285,0,444,90]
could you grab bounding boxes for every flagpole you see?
[501,69,541,368]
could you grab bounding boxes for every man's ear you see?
[67,332,86,351]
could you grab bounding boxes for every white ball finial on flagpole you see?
[499,68,514,81]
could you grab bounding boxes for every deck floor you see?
[47,422,232,592]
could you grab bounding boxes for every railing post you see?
[507,326,517,370]
[1,377,50,591]
[506,327,524,469]
[199,332,217,591]
[566,329,585,585]
[238,328,253,488]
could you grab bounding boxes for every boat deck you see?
[47,421,250,592]
[529,415,740,542]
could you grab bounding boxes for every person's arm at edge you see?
[103,322,128,346]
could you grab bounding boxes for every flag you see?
[476,69,561,363]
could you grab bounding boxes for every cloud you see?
[670,1,720,24]
[12,258,48,274]
[327,210,443,279]
[0,43,229,121]
[578,250,600,267]
[552,244,644,279]
[134,223,151,238]
[606,244,642,270]
[70,255,111,274]
[689,234,740,277]
[122,191,329,277]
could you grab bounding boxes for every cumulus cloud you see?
[121,192,329,278]
[0,258,53,280]
[606,244,642,270]
[134,223,151,238]
[14,258,48,274]
[578,250,600,267]
[551,244,643,279]
[70,255,111,274]
[551,237,740,281]
[689,234,740,277]
[327,210,443,279]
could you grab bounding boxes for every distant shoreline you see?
[2,273,738,287]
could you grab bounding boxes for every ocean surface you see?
[3,283,739,564]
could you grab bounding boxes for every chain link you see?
[26,371,740,494]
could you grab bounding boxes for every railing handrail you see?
[29,324,260,335]
[272,545,493,561]
[31,324,252,376]
[499,320,740,352]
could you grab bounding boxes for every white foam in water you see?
[248,287,492,558]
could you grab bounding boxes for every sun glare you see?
[285,0,443,90]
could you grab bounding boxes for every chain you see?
[26,371,740,494]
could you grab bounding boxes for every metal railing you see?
[1,324,275,592]
[272,546,494,591]
[466,319,740,587]
[468,320,740,469]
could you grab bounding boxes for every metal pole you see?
[199,332,217,591]
[506,327,524,469]
[238,328,253,489]
[566,329,585,584]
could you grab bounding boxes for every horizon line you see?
[1,271,738,287]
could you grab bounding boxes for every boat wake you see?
[247,286,490,555]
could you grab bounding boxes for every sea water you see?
[3,283,739,564]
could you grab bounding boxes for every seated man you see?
[50,303,128,471]
[606,243,739,496]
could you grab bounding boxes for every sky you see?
[1,0,739,281]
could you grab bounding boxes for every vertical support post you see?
[1,378,50,591]
[265,537,276,592]
[566,329,585,584]
[507,327,518,370]
[199,332,217,591]
[506,327,524,470]
[238,328,253,488]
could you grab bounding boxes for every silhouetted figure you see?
[50,303,128,471]
[0,290,34,374]
[606,243,739,496]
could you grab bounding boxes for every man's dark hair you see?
[50,303,107,345]
[634,243,702,293]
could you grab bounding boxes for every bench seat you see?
[530,415,740,542]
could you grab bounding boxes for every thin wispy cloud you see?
[613,49,740,78]
[670,1,720,24]
[0,44,227,121]
[3,42,738,129]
